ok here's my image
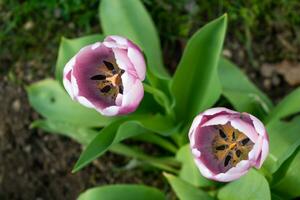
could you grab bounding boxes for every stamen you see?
[101,85,111,93]
[216,145,227,151]
[119,85,123,94]
[236,150,241,157]
[241,138,250,146]
[103,60,115,70]
[224,155,231,167]
[219,129,227,139]
[90,74,106,80]
[232,131,236,141]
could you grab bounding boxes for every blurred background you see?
[1,0,300,199]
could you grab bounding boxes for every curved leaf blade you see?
[73,114,176,172]
[267,87,300,123]
[272,150,300,199]
[176,145,214,187]
[27,79,112,127]
[171,15,227,121]
[218,169,271,200]
[219,58,273,119]
[78,184,166,200]
[55,34,104,83]
[164,173,213,200]
[263,116,300,173]
[99,0,169,79]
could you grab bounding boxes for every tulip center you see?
[90,59,125,105]
[212,123,254,170]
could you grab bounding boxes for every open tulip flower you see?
[189,107,269,182]
[63,35,146,116]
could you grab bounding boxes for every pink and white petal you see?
[63,72,74,98]
[76,96,95,109]
[106,35,128,45]
[119,79,144,114]
[63,56,75,77]
[214,160,251,182]
[249,114,268,137]
[256,137,269,168]
[230,118,259,142]
[189,114,203,142]
[248,136,263,164]
[103,41,127,49]
[201,114,231,127]
[91,42,101,50]
[202,107,238,116]
[113,48,138,78]
[71,72,79,97]
[101,106,120,116]
[194,158,215,180]
[191,147,201,157]
[127,46,146,80]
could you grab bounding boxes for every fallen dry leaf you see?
[275,60,300,86]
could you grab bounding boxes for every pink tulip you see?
[63,35,146,116]
[189,107,269,182]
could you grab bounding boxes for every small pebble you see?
[12,99,21,112]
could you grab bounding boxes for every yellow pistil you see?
[106,74,121,86]
[229,143,236,150]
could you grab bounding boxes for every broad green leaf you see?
[171,15,227,122]
[176,145,214,187]
[263,116,300,173]
[219,58,273,119]
[55,34,104,83]
[133,133,177,153]
[31,119,97,145]
[110,143,179,173]
[73,114,176,172]
[99,0,169,79]
[27,79,112,127]
[218,169,271,200]
[164,173,213,200]
[78,184,166,200]
[272,150,300,199]
[266,87,300,123]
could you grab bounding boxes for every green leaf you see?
[272,149,300,199]
[78,184,166,200]
[164,173,213,200]
[218,58,273,119]
[171,15,227,122]
[176,145,214,187]
[263,116,300,173]
[218,169,271,200]
[99,0,169,79]
[55,34,104,83]
[27,79,112,127]
[266,87,300,123]
[73,114,175,172]
[133,133,177,153]
[31,119,98,145]
[110,143,179,173]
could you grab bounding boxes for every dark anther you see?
[120,69,125,74]
[100,85,111,93]
[219,129,227,139]
[216,145,227,151]
[224,155,231,167]
[103,60,115,70]
[236,150,241,157]
[241,138,250,146]
[119,85,123,94]
[232,131,236,141]
[90,74,106,80]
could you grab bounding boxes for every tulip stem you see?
[143,83,175,119]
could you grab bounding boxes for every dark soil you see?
[1,0,300,199]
